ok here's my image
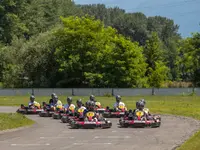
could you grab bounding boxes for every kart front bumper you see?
[96,108,106,114]
[17,108,43,114]
[119,119,161,128]
[70,121,112,129]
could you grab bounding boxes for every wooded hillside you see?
[0,0,199,89]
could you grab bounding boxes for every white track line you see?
[40,136,74,139]
[62,130,94,133]
[94,136,131,139]
[73,143,112,145]
[11,143,50,146]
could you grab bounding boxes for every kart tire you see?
[53,114,60,119]
[70,122,79,129]
[61,117,67,123]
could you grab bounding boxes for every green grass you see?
[0,113,35,131]
[0,95,200,149]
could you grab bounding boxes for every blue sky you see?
[74,0,200,37]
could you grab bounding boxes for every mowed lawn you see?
[0,113,34,131]
[0,95,200,150]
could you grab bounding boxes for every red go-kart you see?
[103,104,127,118]
[70,111,112,129]
[17,104,43,114]
[61,105,76,123]
[39,103,56,117]
[119,110,161,128]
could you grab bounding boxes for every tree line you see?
[0,0,199,91]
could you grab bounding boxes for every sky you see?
[74,0,200,37]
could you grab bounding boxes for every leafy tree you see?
[179,33,200,92]
[54,16,147,87]
[0,0,28,44]
[144,32,169,95]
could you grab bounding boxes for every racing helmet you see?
[88,101,95,110]
[53,95,58,102]
[116,95,121,102]
[140,99,146,105]
[90,95,95,101]
[138,101,144,110]
[30,95,35,102]
[85,101,90,108]
[67,97,72,104]
[51,93,56,99]
[136,101,139,109]
[76,99,82,107]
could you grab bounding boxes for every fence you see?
[0,88,199,96]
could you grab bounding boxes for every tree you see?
[54,16,147,87]
[179,33,200,92]
[144,32,169,95]
[0,0,28,44]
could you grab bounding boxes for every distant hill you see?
[74,0,200,37]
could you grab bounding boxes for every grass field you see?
[0,95,200,149]
[0,113,34,131]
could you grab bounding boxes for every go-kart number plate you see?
[136,111,144,117]
[69,105,75,110]
[134,120,145,123]
[78,108,84,113]
[86,112,95,117]
[95,102,101,106]
[118,105,125,109]
[84,121,95,124]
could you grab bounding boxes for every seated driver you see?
[76,99,86,109]
[49,93,57,105]
[134,101,148,120]
[28,95,41,109]
[86,95,96,104]
[64,97,75,113]
[113,95,127,111]
[84,101,99,122]
[139,99,150,115]
[75,99,86,118]
[53,95,63,110]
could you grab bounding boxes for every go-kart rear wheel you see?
[70,122,79,129]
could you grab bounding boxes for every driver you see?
[86,95,96,103]
[134,101,148,120]
[49,93,56,105]
[76,99,86,109]
[64,97,75,112]
[75,99,86,118]
[53,95,63,110]
[28,95,41,108]
[84,101,99,121]
[113,95,127,111]
[139,99,150,115]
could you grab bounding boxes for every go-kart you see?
[16,104,43,114]
[39,103,55,117]
[103,105,127,118]
[67,107,86,124]
[94,102,105,114]
[61,105,76,123]
[70,111,112,129]
[119,110,161,128]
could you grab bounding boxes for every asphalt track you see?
[0,107,200,150]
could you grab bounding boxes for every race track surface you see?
[0,107,200,150]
